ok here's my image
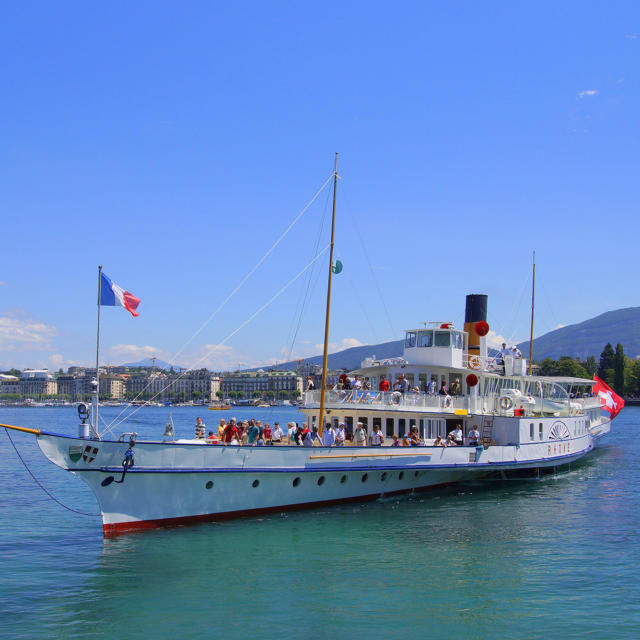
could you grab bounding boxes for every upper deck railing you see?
[304,390,469,412]
[303,388,602,417]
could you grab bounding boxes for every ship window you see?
[530,424,535,440]
[418,332,433,347]
[398,418,406,435]
[361,473,368,483]
[252,479,260,488]
[539,423,543,439]
[405,332,416,348]
[434,332,450,347]
[451,332,463,349]
[386,418,395,437]
[317,476,325,486]
[399,471,405,480]
[340,475,347,484]
[292,477,301,487]
[373,417,381,432]
[358,417,368,430]
[205,481,214,490]
[381,472,387,481]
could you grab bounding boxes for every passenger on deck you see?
[335,423,346,446]
[339,372,349,389]
[438,381,449,396]
[287,422,298,445]
[449,379,461,397]
[427,377,437,395]
[379,375,391,392]
[391,435,400,447]
[217,419,226,441]
[445,434,457,446]
[206,431,218,444]
[468,425,480,446]
[409,427,421,447]
[511,346,522,358]
[323,423,336,447]
[194,417,206,439]
[433,435,445,447]
[271,422,283,444]
[369,425,384,446]
[399,374,409,394]
[353,422,367,446]
[303,426,321,447]
[306,376,315,391]
[401,434,411,446]
[263,423,272,445]
[450,424,463,447]
[362,377,371,390]
[223,419,240,445]
[248,420,260,445]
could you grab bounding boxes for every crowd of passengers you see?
[193,417,481,448]
[313,373,463,397]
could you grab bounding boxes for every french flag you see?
[100,272,141,317]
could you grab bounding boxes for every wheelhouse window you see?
[434,332,450,347]
[405,332,416,348]
[417,331,433,347]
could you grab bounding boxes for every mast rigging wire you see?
[102,244,331,435]
[104,173,334,431]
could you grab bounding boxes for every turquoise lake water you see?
[0,405,638,640]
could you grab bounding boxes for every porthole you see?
[399,471,405,480]
[293,477,301,487]
[340,475,347,484]
[252,479,260,488]
[380,472,387,482]
[205,480,214,490]
[361,473,368,483]
[414,471,419,478]
[317,476,325,486]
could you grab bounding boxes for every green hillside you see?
[516,307,640,361]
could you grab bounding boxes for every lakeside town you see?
[0,363,334,406]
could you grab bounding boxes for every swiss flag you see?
[593,375,624,419]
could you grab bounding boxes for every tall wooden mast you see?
[318,153,338,436]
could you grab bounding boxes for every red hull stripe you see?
[103,482,454,537]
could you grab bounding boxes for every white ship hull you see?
[36,426,601,536]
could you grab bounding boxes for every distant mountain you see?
[265,339,404,372]
[123,358,177,370]
[516,307,640,361]
[266,306,640,372]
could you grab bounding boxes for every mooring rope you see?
[3,428,100,517]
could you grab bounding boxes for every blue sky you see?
[1,1,639,371]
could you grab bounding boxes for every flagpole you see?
[94,265,102,438]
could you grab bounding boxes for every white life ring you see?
[499,396,514,410]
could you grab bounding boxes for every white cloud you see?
[315,337,365,353]
[578,90,599,98]
[0,312,58,351]
[0,281,6,286]
[625,33,637,39]
[109,344,163,361]
[485,330,509,351]
[553,324,567,330]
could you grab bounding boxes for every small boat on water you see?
[207,405,232,410]
[1,157,622,536]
